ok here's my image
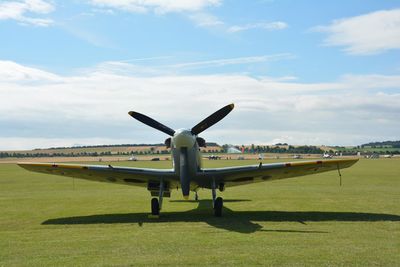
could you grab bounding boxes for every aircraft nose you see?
[172,130,195,148]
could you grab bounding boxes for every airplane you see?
[18,104,358,217]
[323,153,333,159]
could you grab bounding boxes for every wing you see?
[197,159,358,188]
[18,162,178,188]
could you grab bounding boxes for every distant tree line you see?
[0,150,173,158]
[221,144,325,154]
[0,151,112,158]
[324,149,400,156]
[360,140,400,148]
[36,143,166,150]
[33,142,220,151]
[6,141,400,159]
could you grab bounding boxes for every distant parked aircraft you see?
[19,104,358,217]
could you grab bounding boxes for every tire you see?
[151,198,159,215]
[214,197,223,217]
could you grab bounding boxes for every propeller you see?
[128,111,175,136]
[191,103,234,135]
[128,104,235,199]
[129,103,235,137]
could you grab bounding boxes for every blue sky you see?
[0,0,399,150]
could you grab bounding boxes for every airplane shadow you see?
[42,200,400,234]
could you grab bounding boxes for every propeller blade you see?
[128,111,175,136]
[191,103,234,135]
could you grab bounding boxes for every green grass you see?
[1,159,399,266]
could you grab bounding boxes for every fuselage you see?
[170,129,203,196]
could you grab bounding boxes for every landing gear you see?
[151,198,159,215]
[195,191,199,201]
[150,179,164,216]
[214,197,223,217]
[211,179,223,217]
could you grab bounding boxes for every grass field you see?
[1,158,399,266]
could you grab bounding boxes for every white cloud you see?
[89,0,221,14]
[89,0,288,35]
[0,0,54,26]
[313,9,400,55]
[340,74,400,89]
[0,60,60,82]
[167,54,293,69]
[186,14,288,33]
[82,54,293,75]
[228,21,287,33]
[0,60,399,150]
[188,12,224,27]
[89,0,225,31]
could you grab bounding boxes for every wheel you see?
[151,198,159,215]
[214,197,223,217]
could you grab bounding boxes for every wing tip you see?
[17,162,37,167]
[17,162,43,171]
[344,158,359,163]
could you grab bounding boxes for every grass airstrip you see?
[1,158,399,266]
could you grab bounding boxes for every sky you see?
[0,0,400,150]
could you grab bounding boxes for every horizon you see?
[3,140,399,153]
[1,1,399,150]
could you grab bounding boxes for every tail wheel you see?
[151,198,160,215]
[214,197,223,217]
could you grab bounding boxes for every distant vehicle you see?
[322,153,333,159]
[19,103,358,217]
[208,155,221,160]
[293,154,302,159]
[128,156,137,161]
[366,154,380,159]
